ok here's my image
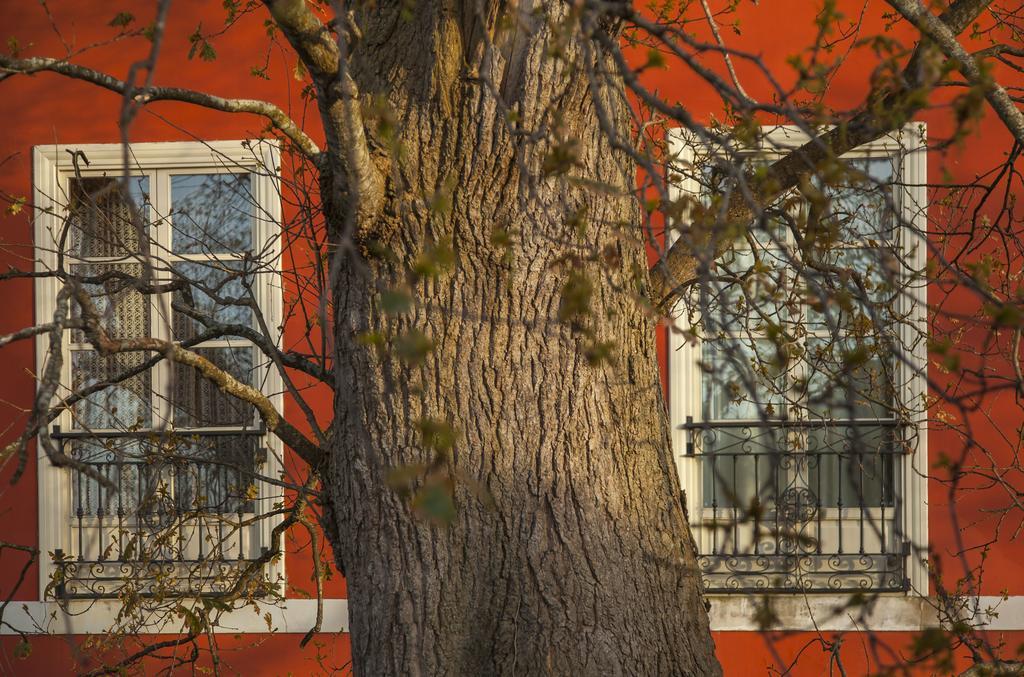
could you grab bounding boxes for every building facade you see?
[1,1,1023,674]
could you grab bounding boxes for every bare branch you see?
[886,0,1024,145]
[5,284,114,488]
[0,54,322,159]
[0,321,79,349]
[264,0,384,238]
[698,0,755,105]
[71,283,325,468]
[648,0,994,305]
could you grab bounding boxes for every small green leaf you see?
[412,238,455,279]
[222,0,241,23]
[6,196,26,215]
[490,226,514,249]
[490,226,518,265]
[356,331,386,347]
[108,12,135,28]
[583,339,617,366]
[566,206,588,236]
[199,41,217,61]
[380,287,413,315]
[187,24,217,62]
[542,139,580,177]
[558,271,593,322]
[645,48,665,69]
[411,479,456,526]
[386,462,428,496]
[415,417,458,455]
[187,25,203,59]
[429,182,454,216]
[363,238,399,263]
[395,329,435,365]
[177,606,206,634]
[13,639,31,659]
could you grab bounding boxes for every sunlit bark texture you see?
[316,2,721,674]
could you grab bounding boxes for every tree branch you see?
[0,54,322,159]
[264,0,384,238]
[6,285,113,488]
[648,0,994,305]
[886,0,1024,145]
[0,321,80,349]
[71,283,325,468]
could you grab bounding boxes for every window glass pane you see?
[171,173,252,254]
[70,262,150,343]
[705,248,790,330]
[69,438,156,518]
[68,176,149,258]
[807,425,896,507]
[172,347,255,427]
[172,261,253,340]
[821,157,895,242]
[804,338,893,419]
[71,350,153,430]
[174,436,259,514]
[703,339,786,420]
[804,247,898,332]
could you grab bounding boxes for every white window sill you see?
[0,599,347,635]
[706,593,1024,632]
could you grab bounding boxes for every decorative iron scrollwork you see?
[680,418,908,593]
[50,428,268,600]
[777,487,818,525]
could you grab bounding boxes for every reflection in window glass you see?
[705,248,790,330]
[172,261,253,340]
[69,262,149,343]
[804,337,893,420]
[804,247,899,331]
[821,157,896,242]
[171,173,252,254]
[703,339,785,421]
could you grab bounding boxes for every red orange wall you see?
[0,1,1022,674]
[0,632,351,675]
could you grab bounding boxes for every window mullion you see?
[151,169,174,431]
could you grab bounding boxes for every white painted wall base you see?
[0,599,348,635]
[708,594,1024,632]
[3,596,1023,635]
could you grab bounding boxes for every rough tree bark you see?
[312,2,721,675]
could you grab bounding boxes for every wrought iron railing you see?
[680,417,910,593]
[50,426,267,599]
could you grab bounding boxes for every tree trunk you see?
[323,3,720,674]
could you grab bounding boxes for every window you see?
[667,126,928,594]
[33,141,284,600]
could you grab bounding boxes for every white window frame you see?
[666,124,929,600]
[32,140,286,603]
